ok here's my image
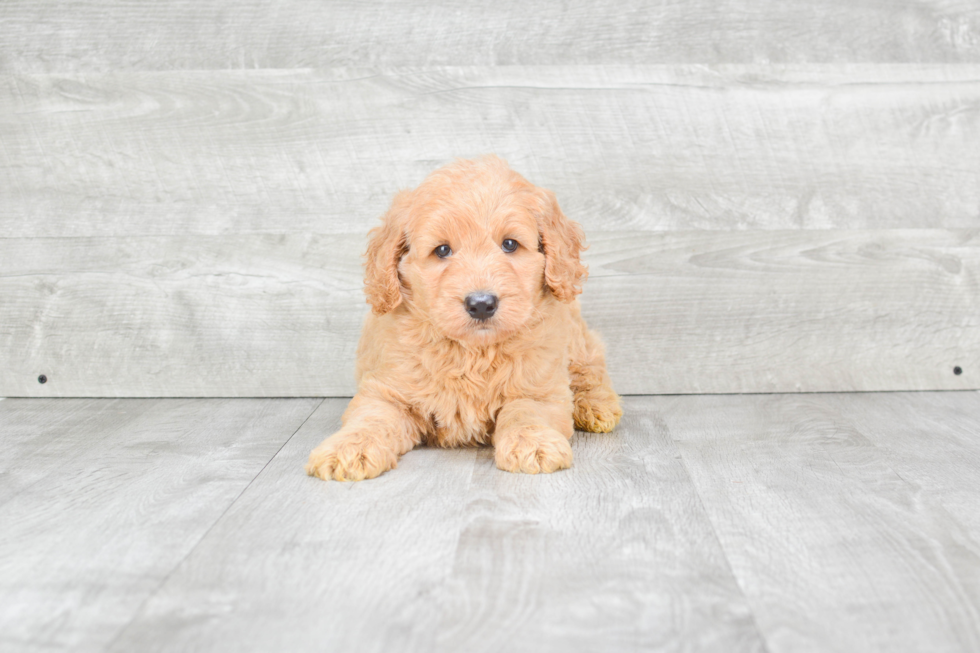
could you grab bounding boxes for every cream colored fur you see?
[306,156,622,481]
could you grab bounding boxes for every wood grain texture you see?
[108,397,766,653]
[0,234,365,397]
[107,398,484,653]
[1,229,976,396]
[659,392,980,653]
[0,397,321,653]
[824,391,980,546]
[3,394,979,652]
[584,228,980,394]
[428,411,765,652]
[0,398,146,508]
[3,66,980,237]
[1,1,978,72]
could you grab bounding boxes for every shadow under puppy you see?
[307,156,622,481]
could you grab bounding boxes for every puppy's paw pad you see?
[573,390,623,433]
[495,427,573,474]
[306,435,398,482]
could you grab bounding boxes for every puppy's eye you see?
[501,239,518,253]
[434,244,452,258]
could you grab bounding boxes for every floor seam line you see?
[668,426,775,653]
[102,397,326,651]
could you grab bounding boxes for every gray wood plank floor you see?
[2,392,978,652]
[0,398,322,653]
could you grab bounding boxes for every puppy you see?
[306,156,621,481]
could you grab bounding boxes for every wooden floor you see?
[1,392,979,652]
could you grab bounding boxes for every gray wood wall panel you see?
[585,229,979,394]
[2,229,975,396]
[1,1,978,72]
[3,66,979,237]
[3,7,980,397]
[0,235,366,397]
[0,397,321,653]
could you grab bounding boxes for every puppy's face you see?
[364,157,587,345]
[401,184,545,344]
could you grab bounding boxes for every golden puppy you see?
[306,156,621,481]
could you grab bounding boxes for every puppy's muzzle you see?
[464,292,498,320]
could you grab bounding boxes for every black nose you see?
[464,292,498,320]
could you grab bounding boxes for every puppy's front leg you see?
[306,394,421,482]
[493,398,574,474]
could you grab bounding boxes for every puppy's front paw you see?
[494,426,573,474]
[305,432,399,482]
[573,386,622,433]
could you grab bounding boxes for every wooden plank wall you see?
[1,2,978,396]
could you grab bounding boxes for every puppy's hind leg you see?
[569,326,622,433]
[306,391,422,482]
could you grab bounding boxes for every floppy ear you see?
[364,191,411,315]
[537,189,588,302]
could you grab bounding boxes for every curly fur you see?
[307,156,622,481]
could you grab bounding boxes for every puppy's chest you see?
[415,357,518,447]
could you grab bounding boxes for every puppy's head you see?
[364,156,587,344]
